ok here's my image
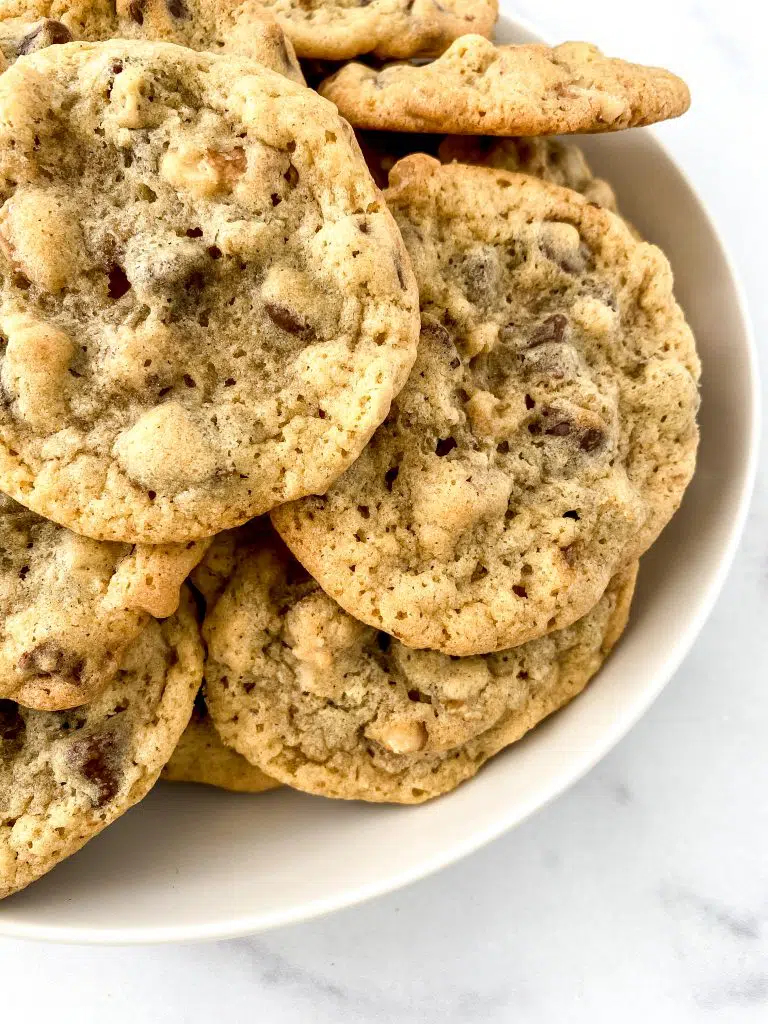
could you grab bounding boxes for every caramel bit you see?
[161,145,247,197]
[375,719,427,755]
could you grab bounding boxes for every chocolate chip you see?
[435,436,457,457]
[529,314,569,347]
[562,544,578,566]
[580,427,605,453]
[458,248,500,306]
[545,419,572,437]
[0,700,24,743]
[384,466,399,490]
[128,0,145,24]
[67,734,121,807]
[264,301,307,335]
[512,585,528,598]
[284,163,299,187]
[107,265,131,300]
[17,642,84,684]
[563,510,580,520]
[17,19,72,55]
[166,0,189,17]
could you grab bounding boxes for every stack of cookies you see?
[0,0,699,900]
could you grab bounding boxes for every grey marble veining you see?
[2,2,767,1020]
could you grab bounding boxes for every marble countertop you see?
[3,2,767,1020]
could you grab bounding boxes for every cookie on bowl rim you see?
[0,0,305,82]
[0,492,207,710]
[161,689,279,793]
[319,36,690,135]
[250,0,498,61]
[273,155,699,656]
[0,588,201,900]
[0,40,419,544]
[201,522,638,804]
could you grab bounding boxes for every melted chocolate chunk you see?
[17,19,72,56]
[67,734,121,807]
[264,301,308,335]
[529,314,569,347]
[17,642,84,684]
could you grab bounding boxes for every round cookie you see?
[0,589,201,900]
[202,523,637,803]
[438,135,617,212]
[0,0,305,82]
[0,41,419,543]
[161,690,279,792]
[250,0,498,61]
[273,156,700,655]
[0,492,207,710]
[319,36,690,134]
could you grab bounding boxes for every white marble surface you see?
[3,2,768,1020]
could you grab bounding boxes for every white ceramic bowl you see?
[0,14,759,945]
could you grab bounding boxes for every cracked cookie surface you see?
[202,523,637,803]
[0,493,207,710]
[162,689,279,792]
[0,0,305,81]
[273,156,699,655]
[319,36,690,134]
[249,0,497,61]
[0,588,201,899]
[0,41,419,543]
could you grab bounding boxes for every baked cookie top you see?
[319,36,690,134]
[0,0,305,82]
[202,523,637,803]
[0,493,206,710]
[273,157,699,655]
[0,589,201,900]
[161,689,279,792]
[0,41,419,543]
[438,135,617,211]
[250,0,497,61]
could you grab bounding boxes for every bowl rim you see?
[0,13,761,945]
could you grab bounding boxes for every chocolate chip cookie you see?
[202,522,637,803]
[319,36,690,134]
[251,0,498,61]
[0,588,201,900]
[273,156,699,655]
[0,41,419,543]
[162,689,279,792]
[0,493,207,710]
[438,135,618,211]
[0,0,305,81]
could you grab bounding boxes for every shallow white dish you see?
[0,12,759,945]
